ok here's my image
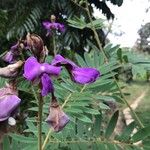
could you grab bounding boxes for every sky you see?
[94,0,150,47]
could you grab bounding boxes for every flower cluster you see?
[2,33,48,64]
[23,54,100,131]
[0,15,100,132]
[43,15,65,36]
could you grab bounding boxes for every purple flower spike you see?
[46,100,70,132]
[51,55,100,84]
[42,21,65,36]
[0,95,21,122]
[24,56,61,96]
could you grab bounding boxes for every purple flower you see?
[43,21,65,36]
[45,98,70,132]
[23,56,61,96]
[2,43,19,63]
[51,55,100,84]
[2,51,14,63]
[0,85,21,122]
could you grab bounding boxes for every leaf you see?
[2,136,10,150]
[119,121,135,142]
[78,115,92,123]
[75,53,87,67]
[132,125,150,142]
[117,48,123,62]
[105,110,119,139]
[83,108,100,115]
[9,134,37,143]
[99,103,110,110]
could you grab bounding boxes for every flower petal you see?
[24,57,61,81]
[42,63,61,76]
[72,67,100,84]
[51,55,100,84]
[51,54,77,68]
[23,57,41,81]
[46,103,70,132]
[0,95,21,122]
[42,21,51,30]
[41,73,54,96]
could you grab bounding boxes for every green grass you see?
[123,81,150,126]
[124,81,150,144]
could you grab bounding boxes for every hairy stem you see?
[32,85,43,150]
[38,90,43,150]
[85,1,144,128]
[53,34,56,56]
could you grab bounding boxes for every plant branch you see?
[85,0,144,128]
[38,90,43,150]
[52,33,57,56]
[32,85,43,150]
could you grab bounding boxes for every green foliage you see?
[67,17,104,30]
[2,50,149,150]
[7,5,42,39]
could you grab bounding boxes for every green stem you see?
[85,1,144,128]
[52,34,56,56]
[38,90,43,150]
[31,85,43,150]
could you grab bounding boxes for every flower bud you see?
[50,15,56,23]
[0,82,21,122]
[26,33,45,60]
[0,60,23,78]
[46,97,70,132]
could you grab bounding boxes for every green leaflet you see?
[105,110,119,139]
[9,133,37,143]
[132,125,150,142]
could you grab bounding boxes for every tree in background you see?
[135,22,150,54]
[0,0,123,55]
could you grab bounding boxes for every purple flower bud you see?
[2,43,20,63]
[0,61,23,78]
[46,99,70,132]
[0,84,21,122]
[51,55,100,84]
[2,42,25,63]
[2,51,15,63]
